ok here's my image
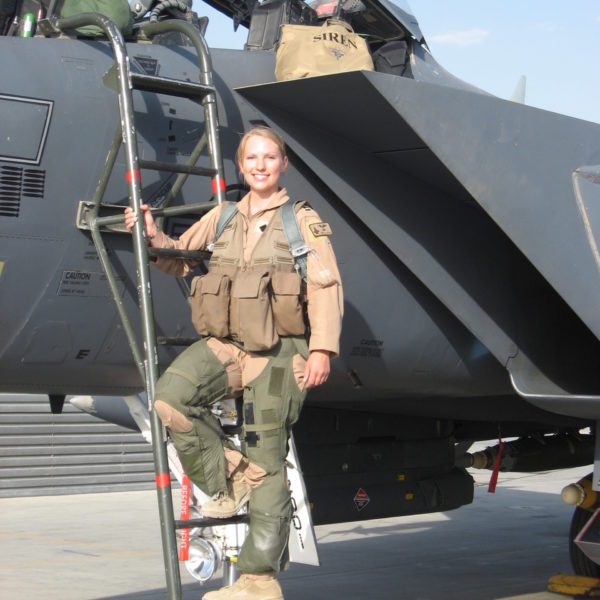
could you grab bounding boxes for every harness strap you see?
[207,201,238,251]
[280,199,309,283]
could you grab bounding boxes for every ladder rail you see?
[52,12,184,600]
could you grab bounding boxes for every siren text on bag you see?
[275,18,374,81]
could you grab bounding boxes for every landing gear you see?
[570,506,600,577]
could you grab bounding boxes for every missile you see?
[458,434,594,473]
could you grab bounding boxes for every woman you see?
[125,126,343,600]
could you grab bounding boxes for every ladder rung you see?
[131,73,214,99]
[147,248,211,261]
[175,514,250,529]
[139,159,217,177]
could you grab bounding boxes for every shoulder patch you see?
[308,222,332,237]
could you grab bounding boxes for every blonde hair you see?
[236,126,287,164]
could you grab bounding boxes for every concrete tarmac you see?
[0,466,589,600]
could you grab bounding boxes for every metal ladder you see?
[42,12,230,600]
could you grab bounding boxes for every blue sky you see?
[194,0,600,124]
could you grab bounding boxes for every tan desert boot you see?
[202,573,283,600]
[201,467,250,519]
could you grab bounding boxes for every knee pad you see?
[154,401,193,432]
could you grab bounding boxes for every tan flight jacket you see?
[152,189,343,356]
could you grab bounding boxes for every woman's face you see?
[238,135,288,198]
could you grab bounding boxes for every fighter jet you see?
[2,0,600,591]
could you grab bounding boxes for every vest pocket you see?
[190,272,231,337]
[271,271,305,336]
[232,270,278,351]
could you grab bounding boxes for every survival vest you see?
[190,200,310,351]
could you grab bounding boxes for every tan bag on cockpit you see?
[275,19,374,81]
